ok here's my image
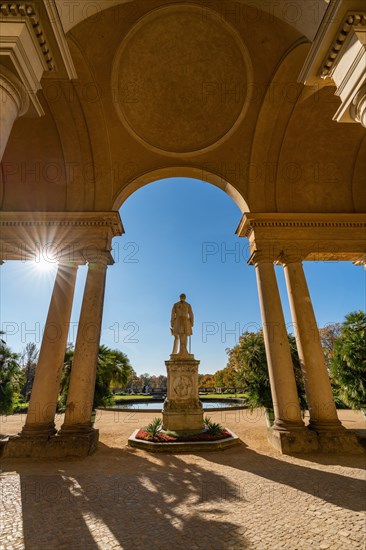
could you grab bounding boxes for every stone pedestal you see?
[1,430,99,459]
[268,426,319,454]
[162,356,204,433]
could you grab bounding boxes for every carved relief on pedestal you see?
[173,375,193,400]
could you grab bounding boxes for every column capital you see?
[350,84,366,127]
[275,252,303,267]
[0,0,77,117]
[58,258,84,269]
[248,250,273,266]
[85,250,114,267]
[0,65,30,116]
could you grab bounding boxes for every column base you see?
[312,428,365,454]
[268,426,319,454]
[58,422,94,436]
[268,426,365,455]
[20,422,57,438]
[308,419,343,431]
[1,429,99,459]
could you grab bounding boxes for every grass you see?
[199,393,247,399]
[113,394,154,401]
[113,393,246,401]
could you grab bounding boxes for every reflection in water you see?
[112,400,245,410]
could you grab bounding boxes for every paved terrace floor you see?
[0,409,365,550]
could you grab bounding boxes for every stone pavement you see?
[0,409,365,549]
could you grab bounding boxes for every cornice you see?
[298,0,366,85]
[0,211,124,236]
[0,2,55,71]
[321,12,366,79]
[236,213,366,238]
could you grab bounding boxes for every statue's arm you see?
[171,305,176,327]
[189,304,194,326]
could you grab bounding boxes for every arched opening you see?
[106,176,254,375]
[112,168,250,212]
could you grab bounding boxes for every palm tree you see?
[0,335,24,414]
[236,331,273,411]
[234,331,307,423]
[58,344,74,411]
[59,344,133,410]
[330,310,366,413]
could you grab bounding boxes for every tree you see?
[214,365,240,390]
[20,342,39,400]
[330,311,366,412]
[235,331,272,410]
[226,330,307,412]
[0,337,24,414]
[319,323,342,369]
[59,345,133,409]
[199,374,215,390]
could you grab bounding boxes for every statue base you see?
[162,356,204,433]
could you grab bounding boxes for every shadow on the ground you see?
[2,432,366,549]
[6,444,250,550]
[202,444,366,513]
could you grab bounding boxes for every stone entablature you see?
[236,212,366,263]
[0,1,77,159]
[0,0,76,78]
[0,211,124,262]
[320,12,366,80]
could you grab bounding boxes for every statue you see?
[171,293,194,356]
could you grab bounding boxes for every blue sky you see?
[1,178,365,375]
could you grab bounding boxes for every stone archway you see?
[1,0,365,457]
[112,167,249,212]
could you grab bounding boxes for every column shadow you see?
[6,445,251,549]
[201,446,366,513]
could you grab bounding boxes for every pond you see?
[109,399,246,411]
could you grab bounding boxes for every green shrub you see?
[145,417,162,438]
[204,416,224,435]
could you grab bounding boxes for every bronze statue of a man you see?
[171,293,194,356]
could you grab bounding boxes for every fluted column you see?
[60,252,112,433]
[21,262,79,437]
[0,67,29,161]
[283,260,342,430]
[254,255,304,431]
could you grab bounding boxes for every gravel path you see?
[1,409,365,549]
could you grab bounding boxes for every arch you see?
[57,0,328,41]
[111,167,250,212]
[248,41,310,212]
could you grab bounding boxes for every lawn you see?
[199,393,247,399]
[113,394,153,401]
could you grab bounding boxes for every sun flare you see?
[33,258,58,273]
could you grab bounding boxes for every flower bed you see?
[135,428,232,443]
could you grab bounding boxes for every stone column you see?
[254,256,304,431]
[253,255,319,453]
[0,67,29,160]
[60,252,112,434]
[283,260,342,430]
[21,262,79,437]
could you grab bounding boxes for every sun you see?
[33,258,58,273]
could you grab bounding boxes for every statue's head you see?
[180,293,186,301]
